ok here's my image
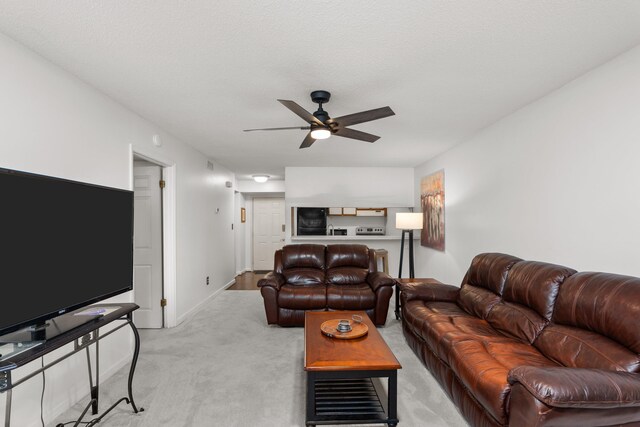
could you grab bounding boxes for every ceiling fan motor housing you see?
[310,90,331,104]
[313,110,329,123]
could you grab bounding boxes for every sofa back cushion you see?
[535,324,640,372]
[535,272,640,372]
[457,253,522,318]
[277,244,325,285]
[486,261,575,343]
[326,244,369,269]
[280,244,325,269]
[326,244,370,285]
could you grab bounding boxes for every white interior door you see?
[253,198,285,271]
[133,164,163,328]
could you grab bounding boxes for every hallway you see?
[226,271,266,290]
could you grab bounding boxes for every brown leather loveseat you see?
[400,252,640,427]
[258,244,395,326]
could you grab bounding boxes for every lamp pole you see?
[395,212,422,320]
[397,229,416,279]
[396,229,416,320]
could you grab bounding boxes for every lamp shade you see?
[396,212,423,230]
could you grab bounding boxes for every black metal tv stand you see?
[0,303,143,427]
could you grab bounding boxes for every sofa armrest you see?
[400,280,459,303]
[367,271,395,292]
[508,366,640,409]
[257,272,285,291]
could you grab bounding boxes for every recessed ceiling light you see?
[252,175,269,183]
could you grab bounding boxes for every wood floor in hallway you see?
[226,271,266,290]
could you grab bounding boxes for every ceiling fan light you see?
[252,175,269,183]
[310,128,331,140]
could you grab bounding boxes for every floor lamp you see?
[395,212,423,319]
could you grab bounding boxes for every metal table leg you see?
[127,317,143,413]
[61,317,144,427]
[306,371,316,426]
[4,388,11,427]
[85,340,100,416]
[388,371,398,427]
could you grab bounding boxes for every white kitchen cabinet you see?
[355,208,387,217]
[328,207,358,216]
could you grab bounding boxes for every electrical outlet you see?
[206,276,210,285]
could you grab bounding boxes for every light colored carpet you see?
[52,291,468,427]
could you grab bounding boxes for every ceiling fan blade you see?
[333,127,380,143]
[299,133,316,149]
[243,126,310,132]
[278,99,324,126]
[329,106,395,128]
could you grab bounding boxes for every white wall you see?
[283,167,415,275]
[169,150,235,324]
[237,179,285,193]
[284,166,413,239]
[0,32,235,426]
[285,167,414,207]
[414,44,640,285]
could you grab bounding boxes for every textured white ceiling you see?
[1,1,640,179]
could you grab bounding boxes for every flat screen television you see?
[0,167,134,339]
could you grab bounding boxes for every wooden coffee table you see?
[304,311,401,426]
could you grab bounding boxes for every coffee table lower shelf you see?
[306,370,398,426]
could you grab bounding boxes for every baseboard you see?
[176,278,236,325]
[223,278,236,289]
[235,268,250,275]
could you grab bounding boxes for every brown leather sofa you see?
[258,244,395,326]
[400,253,640,427]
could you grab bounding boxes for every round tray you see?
[320,319,369,340]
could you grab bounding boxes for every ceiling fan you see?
[243,90,395,148]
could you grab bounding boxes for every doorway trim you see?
[129,144,178,328]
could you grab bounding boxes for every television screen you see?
[0,168,133,337]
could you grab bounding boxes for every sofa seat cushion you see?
[326,267,368,285]
[326,284,375,310]
[403,300,504,365]
[283,268,324,286]
[278,284,326,309]
[449,337,559,424]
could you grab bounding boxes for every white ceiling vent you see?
[207,161,214,171]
